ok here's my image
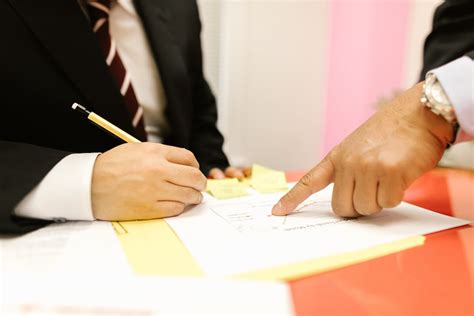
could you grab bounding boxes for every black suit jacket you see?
[421,0,474,78]
[0,0,229,233]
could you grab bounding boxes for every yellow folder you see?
[113,220,425,281]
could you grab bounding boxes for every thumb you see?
[272,157,334,216]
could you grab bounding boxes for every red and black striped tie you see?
[87,0,148,141]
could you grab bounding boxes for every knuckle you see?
[379,194,402,209]
[328,146,341,162]
[191,168,204,180]
[380,160,399,175]
[168,203,185,217]
[142,142,160,153]
[359,156,376,172]
[145,159,165,175]
[299,173,314,191]
[332,199,356,218]
[174,206,185,216]
[181,148,196,162]
[184,189,201,204]
[341,155,358,171]
[190,169,207,189]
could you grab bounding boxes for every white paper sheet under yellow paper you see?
[206,178,248,199]
[113,220,425,280]
[112,220,203,277]
[250,164,288,193]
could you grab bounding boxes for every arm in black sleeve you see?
[421,0,474,78]
[187,2,230,175]
[0,141,70,233]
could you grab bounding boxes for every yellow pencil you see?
[71,103,141,143]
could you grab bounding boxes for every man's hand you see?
[273,82,453,217]
[91,143,207,221]
[208,166,252,179]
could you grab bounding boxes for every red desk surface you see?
[286,168,474,316]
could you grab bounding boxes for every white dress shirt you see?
[15,0,167,221]
[429,56,474,142]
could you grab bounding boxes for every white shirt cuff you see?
[14,153,100,221]
[428,56,474,138]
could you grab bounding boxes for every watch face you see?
[426,75,450,107]
[423,74,456,123]
[431,81,450,106]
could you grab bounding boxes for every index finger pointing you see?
[272,157,334,216]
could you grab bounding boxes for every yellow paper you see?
[250,164,288,193]
[207,178,248,199]
[114,220,424,281]
[233,235,425,281]
[240,178,251,189]
[112,220,203,277]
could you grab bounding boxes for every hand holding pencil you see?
[72,103,207,221]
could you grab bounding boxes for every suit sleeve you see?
[0,141,70,233]
[186,2,230,175]
[421,0,474,78]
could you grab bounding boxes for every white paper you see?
[2,274,293,316]
[0,222,293,316]
[0,221,132,280]
[166,184,471,277]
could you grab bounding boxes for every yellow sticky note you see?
[207,178,249,199]
[240,178,251,189]
[250,164,288,193]
[233,235,425,281]
[112,220,203,277]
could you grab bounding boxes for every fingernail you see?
[272,201,284,215]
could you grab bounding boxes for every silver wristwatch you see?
[421,73,457,124]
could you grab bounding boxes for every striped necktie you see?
[87,0,147,141]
